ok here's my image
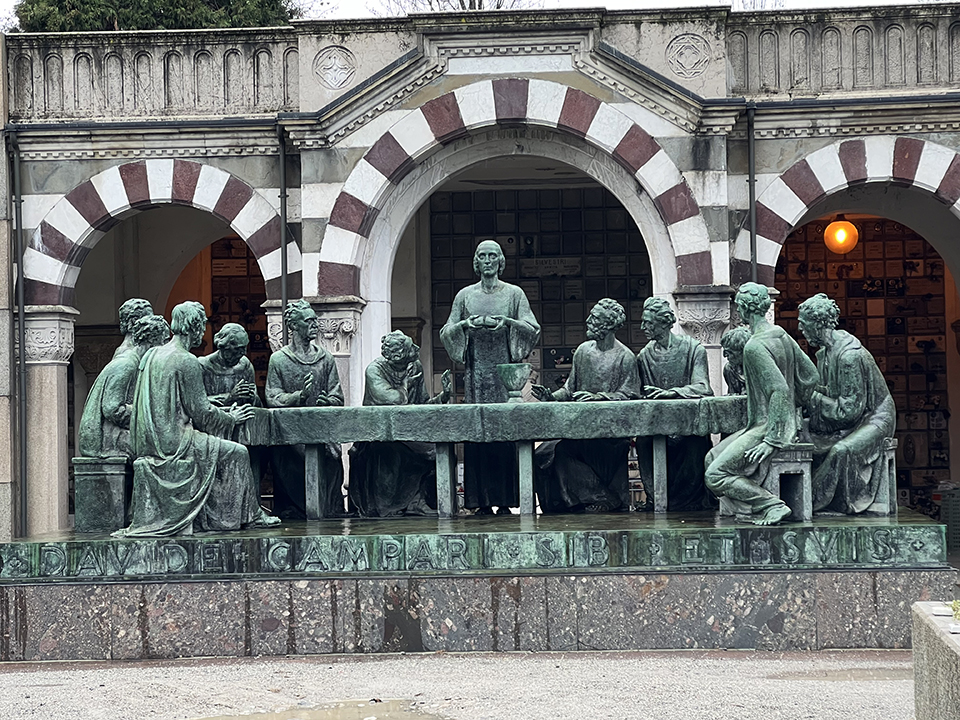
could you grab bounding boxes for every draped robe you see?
[117,341,261,537]
[78,347,140,459]
[636,333,716,511]
[705,324,819,516]
[349,357,442,517]
[535,338,641,513]
[807,330,896,513]
[265,343,345,518]
[440,281,540,509]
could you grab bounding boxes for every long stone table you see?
[240,396,747,519]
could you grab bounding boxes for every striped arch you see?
[323,78,716,289]
[734,135,960,283]
[23,159,302,306]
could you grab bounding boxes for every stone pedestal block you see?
[913,602,960,720]
[73,457,130,533]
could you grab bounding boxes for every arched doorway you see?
[774,214,955,521]
[390,154,655,400]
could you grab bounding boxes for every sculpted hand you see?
[464,315,485,331]
[315,393,332,407]
[645,386,678,400]
[228,403,255,425]
[573,390,602,402]
[299,375,314,405]
[229,380,257,404]
[440,369,453,401]
[488,315,510,332]
[744,440,777,465]
[531,384,553,402]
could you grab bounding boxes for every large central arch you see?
[22,159,303,306]
[320,78,721,302]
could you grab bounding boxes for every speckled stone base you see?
[913,602,960,720]
[0,569,953,660]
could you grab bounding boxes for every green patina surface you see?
[3,510,944,583]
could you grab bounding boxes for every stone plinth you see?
[73,457,130,533]
[914,602,960,720]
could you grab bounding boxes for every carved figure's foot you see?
[496,506,513,515]
[634,499,653,512]
[250,508,281,527]
[474,507,494,515]
[752,503,792,526]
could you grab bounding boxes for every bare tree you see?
[369,0,542,17]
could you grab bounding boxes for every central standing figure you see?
[440,240,540,515]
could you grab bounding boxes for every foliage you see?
[13,0,308,32]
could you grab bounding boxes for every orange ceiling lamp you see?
[823,215,859,255]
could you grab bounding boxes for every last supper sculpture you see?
[74,271,898,535]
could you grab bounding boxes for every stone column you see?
[265,297,365,406]
[674,286,733,397]
[22,306,78,535]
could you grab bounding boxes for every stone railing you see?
[6,28,300,121]
[727,7,960,97]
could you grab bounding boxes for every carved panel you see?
[821,27,842,89]
[759,30,780,91]
[74,53,96,112]
[283,48,299,107]
[885,24,905,85]
[194,50,215,109]
[13,55,34,115]
[676,297,732,347]
[854,26,874,87]
[666,33,710,79]
[224,49,244,107]
[104,53,123,111]
[313,46,357,90]
[918,23,937,84]
[790,29,810,90]
[134,52,153,111]
[254,49,274,107]
[44,54,63,113]
[164,51,184,108]
[729,31,748,93]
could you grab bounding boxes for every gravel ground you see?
[0,650,914,720]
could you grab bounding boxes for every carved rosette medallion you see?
[266,312,284,353]
[317,317,357,355]
[22,312,77,365]
[313,46,357,90]
[666,34,710,79]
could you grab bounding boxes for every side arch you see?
[733,135,960,283]
[22,159,301,305]
[321,78,717,293]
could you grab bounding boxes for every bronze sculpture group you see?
[77,240,897,536]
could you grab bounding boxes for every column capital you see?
[262,297,366,356]
[673,287,733,347]
[21,306,79,366]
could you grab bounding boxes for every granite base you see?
[0,568,952,661]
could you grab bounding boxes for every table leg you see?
[652,435,668,514]
[436,443,457,518]
[517,441,535,516]
[304,444,322,520]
